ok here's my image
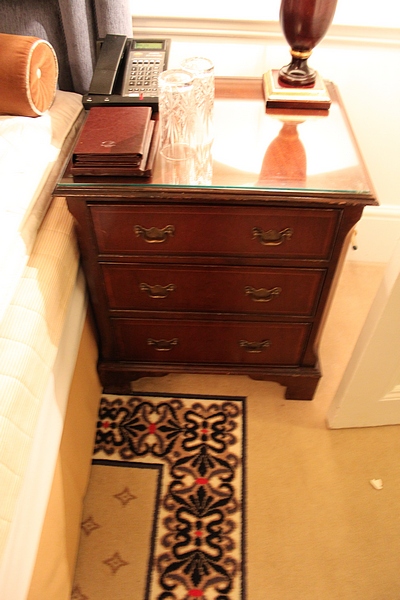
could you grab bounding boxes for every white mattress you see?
[0,268,88,599]
[0,90,84,324]
[0,92,86,565]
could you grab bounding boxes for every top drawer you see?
[90,204,340,260]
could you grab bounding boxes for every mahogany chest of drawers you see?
[56,78,377,399]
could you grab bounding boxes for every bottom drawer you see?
[111,318,310,366]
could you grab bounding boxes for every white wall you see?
[131,1,400,28]
[132,15,400,263]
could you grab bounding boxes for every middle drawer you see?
[102,264,325,317]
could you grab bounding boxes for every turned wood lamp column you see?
[278,0,338,87]
[263,0,338,109]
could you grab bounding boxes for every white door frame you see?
[327,238,400,428]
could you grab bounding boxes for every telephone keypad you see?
[123,52,164,98]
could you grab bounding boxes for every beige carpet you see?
[73,460,160,599]
[74,261,400,600]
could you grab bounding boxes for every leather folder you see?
[72,105,153,170]
[71,119,159,177]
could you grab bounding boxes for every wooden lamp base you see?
[263,69,332,110]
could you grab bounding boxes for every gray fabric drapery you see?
[0,0,132,94]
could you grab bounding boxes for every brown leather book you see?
[72,106,152,168]
[71,120,159,177]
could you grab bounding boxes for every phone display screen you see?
[133,41,165,50]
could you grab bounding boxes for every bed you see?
[0,2,132,598]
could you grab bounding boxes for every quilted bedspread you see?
[0,92,84,559]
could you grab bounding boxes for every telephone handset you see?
[83,34,170,111]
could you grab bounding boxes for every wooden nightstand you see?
[56,78,377,399]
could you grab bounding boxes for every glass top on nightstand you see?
[57,77,377,203]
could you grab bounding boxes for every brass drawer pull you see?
[252,226,293,246]
[245,286,282,302]
[239,339,271,353]
[134,224,175,243]
[140,283,176,299]
[147,338,178,351]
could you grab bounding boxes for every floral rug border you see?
[92,391,246,600]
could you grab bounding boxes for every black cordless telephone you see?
[83,35,170,111]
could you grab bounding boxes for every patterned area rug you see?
[72,392,246,600]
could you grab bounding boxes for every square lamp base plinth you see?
[263,70,332,110]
